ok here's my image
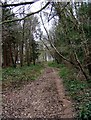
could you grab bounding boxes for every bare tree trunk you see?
[9,45,15,67]
[32,38,35,65]
[40,11,90,81]
[20,18,25,67]
[25,38,30,66]
[74,51,89,81]
[2,43,7,67]
[20,39,23,67]
[14,43,18,68]
[40,13,77,67]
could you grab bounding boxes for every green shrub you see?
[2,64,44,90]
[48,61,65,68]
[59,66,91,120]
[49,62,91,120]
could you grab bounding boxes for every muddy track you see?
[2,67,75,119]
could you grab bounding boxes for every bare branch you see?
[1,0,40,7]
[1,2,50,24]
[40,12,77,67]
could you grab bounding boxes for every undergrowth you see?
[48,61,91,120]
[2,63,44,90]
[48,61,65,68]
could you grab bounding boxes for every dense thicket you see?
[46,2,91,81]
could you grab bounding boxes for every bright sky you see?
[1,0,53,35]
[1,0,47,13]
[1,0,89,38]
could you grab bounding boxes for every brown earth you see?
[2,67,75,119]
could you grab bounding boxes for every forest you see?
[1,0,91,119]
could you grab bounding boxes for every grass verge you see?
[48,62,91,120]
[2,63,44,91]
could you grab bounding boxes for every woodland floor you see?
[2,67,75,119]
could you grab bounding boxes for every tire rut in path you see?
[2,67,75,118]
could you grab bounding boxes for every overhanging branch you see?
[40,11,78,67]
[1,0,40,7]
[1,2,50,24]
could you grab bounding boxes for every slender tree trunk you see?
[25,38,30,66]
[20,40,23,67]
[20,7,25,67]
[32,39,35,65]
[20,20,25,67]
[8,43,15,67]
[2,43,7,67]
[74,51,89,80]
[14,44,18,68]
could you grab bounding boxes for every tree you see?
[51,2,91,81]
[24,16,40,65]
[1,1,50,24]
[2,2,21,67]
[39,2,91,81]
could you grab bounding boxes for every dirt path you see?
[2,67,75,119]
